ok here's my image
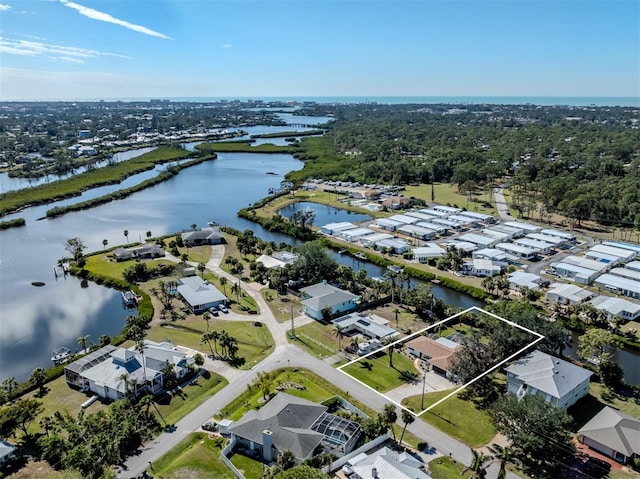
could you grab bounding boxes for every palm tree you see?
[463,448,492,479]
[102,238,108,251]
[2,377,17,400]
[381,404,398,443]
[99,334,111,347]
[201,331,215,356]
[487,444,516,479]
[30,367,47,396]
[219,276,228,296]
[119,372,130,398]
[203,312,211,330]
[231,281,240,303]
[384,336,396,368]
[77,334,91,353]
[191,223,197,230]
[399,409,415,446]
[393,308,401,327]
[135,340,148,389]
[333,325,345,350]
[197,262,206,278]
[146,230,152,239]
[123,229,129,244]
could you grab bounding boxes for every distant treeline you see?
[196,142,295,154]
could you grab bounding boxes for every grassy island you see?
[0,146,192,217]
[196,141,295,154]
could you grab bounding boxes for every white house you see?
[552,262,601,285]
[333,312,398,341]
[505,349,592,410]
[496,242,538,260]
[0,440,16,466]
[546,283,594,305]
[373,218,404,232]
[349,446,430,479]
[360,232,393,248]
[398,224,437,240]
[587,245,636,263]
[502,221,542,234]
[508,271,544,291]
[64,341,195,401]
[300,282,359,320]
[463,258,501,277]
[177,276,227,314]
[412,244,446,263]
[589,296,640,323]
[375,238,410,254]
[594,274,640,300]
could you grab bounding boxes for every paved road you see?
[119,244,515,478]
[493,187,511,220]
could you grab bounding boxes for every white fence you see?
[221,437,245,479]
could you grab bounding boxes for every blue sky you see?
[0,0,638,100]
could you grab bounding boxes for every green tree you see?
[123,229,129,244]
[0,398,43,437]
[203,311,211,330]
[99,334,111,347]
[102,238,108,251]
[30,367,47,396]
[277,449,296,471]
[487,444,517,479]
[1,377,17,400]
[381,403,398,443]
[197,262,206,278]
[219,276,228,296]
[77,334,91,353]
[577,328,620,365]
[491,393,574,478]
[333,325,345,350]
[65,237,87,267]
[399,409,414,446]
[463,448,492,479]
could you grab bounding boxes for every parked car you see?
[218,304,229,313]
[208,307,219,316]
[202,421,217,432]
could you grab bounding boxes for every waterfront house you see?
[505,349,592,410]
[300,282,358,320]
[112,243,165,261]
[180,227,226,246]
[176,276,227,314]
[577,406,640,464]
[412,244,446,263]
[64,341,194,401]
[228,393,361,464]
[333,312,398,341]
[589,296,640,323]
[256,251,299,269]
[508,271,545,291]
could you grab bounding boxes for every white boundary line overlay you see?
[336,306,545,416]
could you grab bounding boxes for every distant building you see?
[505,350,592,410]
[180,227,225,246]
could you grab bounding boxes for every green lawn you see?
[22,374,107,435]
[404,183,496,215]
[428,456,472,479]
[341,352,419,393]
[147,319,274,370]
[403,389,496,447]
[261,289,301,323]
[154,370,228,425]
[150,432,234,479]
[85,252,175,279]
[229,453,265,479]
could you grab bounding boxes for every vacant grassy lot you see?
[342,352,419,393]
[148,319,273,370]
[229,453,264,479]
[154,370,228,426]
[150,432,234,479]
[402,389,496,447]
[261,288,301,323]
[404,183,496,215]
[85,251,175,280]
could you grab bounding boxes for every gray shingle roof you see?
[505,350,592,399]
[579,406,640,457]
[229,393,327,460]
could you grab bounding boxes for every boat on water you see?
[51,347,71,365]
[207,221,219,227]
[353,252,367,260]
[121,290,138,307]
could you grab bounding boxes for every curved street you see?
[119,243,512,478]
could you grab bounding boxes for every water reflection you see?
[278,201,371,226]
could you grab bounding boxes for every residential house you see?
[546,283,595,305]
[64,341,194,401]
[552,261,601,284]
[176,276,227,314]
[577,406,640,464]
[321,222,356,236]
[594,274,640,300]
[333,312,398,341]
[406,336,460,378]
[180,227,226,246]
[349,446,430,479]
[382,196,411,210]
[496,242,538,260]
[508,271,546,291]
[412,244,446,263]
[111,244,165,261]
[375,238,410,254]
[228,393,362,463]
[589,296,640,323]
[256,251,299,270]
[505,350,592,410]
[300,282,358,320]
[463,258,502,277]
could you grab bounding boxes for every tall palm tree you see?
[30,367,47,396]
[203,312,211,330]
[487,444,515,479]
[135,340,148,390]
[102,239,108,251]
[2,377,17,399]
[201,331,215,356]
[77,335,91,353]
[333,325,345,350]
[197,262,206,278]
[463,448,492,479]
[119,372,130,398]
[123,230,129,244]
[399,409,415,446]
[381,404,398,443]
[393,308,401,327]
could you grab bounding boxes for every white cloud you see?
[60,0,171,39]
[0,4,11,11]
[52,56,85,64]
[222,43,232,48]
[0,37,131,61]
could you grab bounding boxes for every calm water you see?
[0,147,156,193]
[278,201,371,225]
